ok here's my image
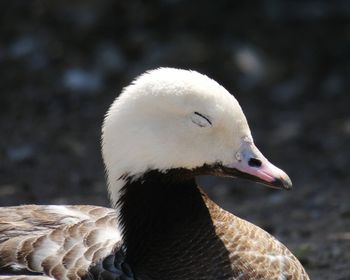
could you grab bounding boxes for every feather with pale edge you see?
[0,205,131,280]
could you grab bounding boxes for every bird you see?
[0,68,310,280]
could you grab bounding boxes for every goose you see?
[0,68,310,280]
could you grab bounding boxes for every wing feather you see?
[0,205,122,279]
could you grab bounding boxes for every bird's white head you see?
[102,68,291,207]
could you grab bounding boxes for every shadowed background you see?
[0,1,349,279]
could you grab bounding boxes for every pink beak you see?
[225,138,292,190]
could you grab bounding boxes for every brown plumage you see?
[0,205,123,280]
[0,176,309,279]
[116,170,309,280]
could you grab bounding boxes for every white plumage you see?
[102,68,253,207]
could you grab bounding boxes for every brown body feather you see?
[0,182,309,279]
[117,171,309,280]
[0,205,122,280]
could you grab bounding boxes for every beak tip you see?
[273,175,293,190]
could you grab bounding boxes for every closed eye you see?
[192,112,212,127]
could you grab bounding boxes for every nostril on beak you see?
[248,158,262,168]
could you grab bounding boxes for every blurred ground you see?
[0,1,349,279]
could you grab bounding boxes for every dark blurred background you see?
[0,1,349,279]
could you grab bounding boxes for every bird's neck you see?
[118,169,201,260]
[117,169,233,279]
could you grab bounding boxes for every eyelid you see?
[193,112,212,126]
